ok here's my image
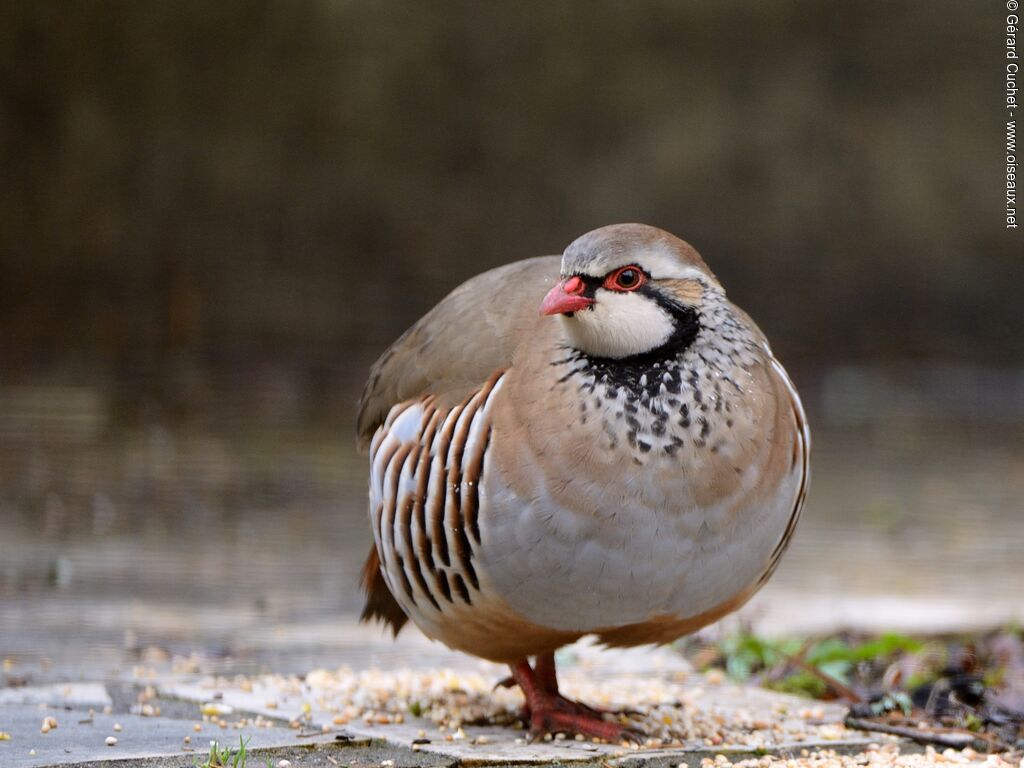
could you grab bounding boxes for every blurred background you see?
[1,1,1021,678]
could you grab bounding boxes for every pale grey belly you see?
[477,457,801,632]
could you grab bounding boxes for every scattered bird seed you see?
[180,666,886,752]
[112,723,122,732]
[200,702,233,717]
[105,736,118,746]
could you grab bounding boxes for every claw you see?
[528,703,643,744]
[493,674,517,690]
[617,726,646,746]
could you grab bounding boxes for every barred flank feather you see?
[365,371,506,624]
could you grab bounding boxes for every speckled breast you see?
[477,340,808,634]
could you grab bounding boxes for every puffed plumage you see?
[357,224,809,671]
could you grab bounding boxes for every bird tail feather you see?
[359,546,409,635]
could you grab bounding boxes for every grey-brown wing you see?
[356,255,560,450]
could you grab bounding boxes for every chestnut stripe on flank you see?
[402,495,441,612]
[414,407,443,575]
[404,438,446,613]
[370,370,507,616]
[436,569,453,603]
[392,551,417,606]
[462,421,491,545]
[446,388,485,592]
[430,405,463,568]
[372,441,398,576]
[381,442,414,596]
[395,445,440,611]
[460,370,504,546]
[372,438,401,503]
[386,443,413,522]
[390,441,419,603]
[451,572,473,605]
[413,443,453,607]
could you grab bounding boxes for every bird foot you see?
[507,656,643,744]
[523,692,643,745]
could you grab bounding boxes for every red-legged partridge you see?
[357,224,810,742]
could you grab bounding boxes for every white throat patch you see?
[559,289,676,359]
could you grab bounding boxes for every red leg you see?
[509,658,642,744]
[532,652,629,718]
[493,653,558,695]
[534,652,559,693]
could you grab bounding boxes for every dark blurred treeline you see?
[1,1,1019,425]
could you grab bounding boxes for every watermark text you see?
[1007,4,1018,227]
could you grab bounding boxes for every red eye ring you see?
[603,265,646,292]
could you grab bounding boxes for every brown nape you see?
[359,546,409,635]
[658,278,704,305]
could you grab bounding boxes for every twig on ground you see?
[763,638,816,685]
[843,715,1013,751]
[790,656,863,703]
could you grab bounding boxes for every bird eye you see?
[604,265,645,292]
[617,269,638,287]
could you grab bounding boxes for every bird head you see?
[541,224,719,360]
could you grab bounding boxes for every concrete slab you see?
[0,703,336,768]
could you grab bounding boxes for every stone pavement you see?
[0,627,1008,768]
[0,629,890,768]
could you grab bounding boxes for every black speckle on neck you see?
[567,299,701,399]
[632,289,702,361]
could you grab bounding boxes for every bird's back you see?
[356,255,561,449]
